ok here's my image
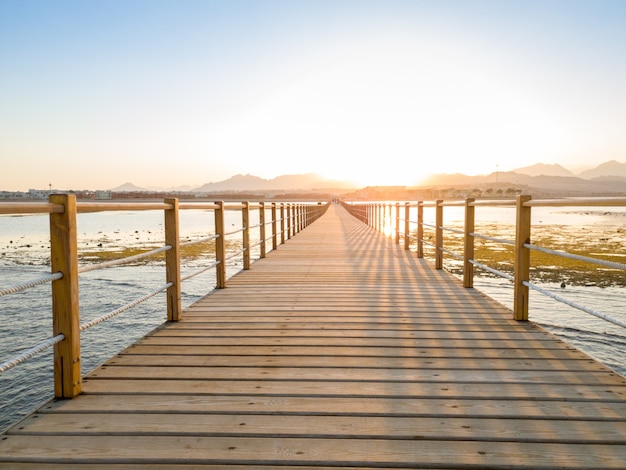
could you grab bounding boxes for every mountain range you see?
[111,173,355,193]
[110,160,626,194]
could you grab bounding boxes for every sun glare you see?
[211,35,564,186]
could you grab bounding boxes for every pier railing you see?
[0,196,329,398]
[342,196,626,328]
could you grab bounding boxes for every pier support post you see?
[404,202,410,250]
[214,201,226,288]
[271,203,278,250]
[395,203,400,244]
[49,193,82,398]
[286,204,292,239]
[435,199,443,269]
[259,202,266,258]
[463,198,475,288]
[417,201,424,258]
[242,201,250,270]
[514,195,532,320]
[280,204,285,245]
[164,198,182,321]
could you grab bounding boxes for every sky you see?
[1,0,625,191]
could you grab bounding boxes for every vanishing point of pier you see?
[1,202,625,468]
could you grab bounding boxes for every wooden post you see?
[395,203,400,244]
[463,198,475,288]
[372,204,377,230]
[404,202,410,250]
[242,201,250,270]
[514,195,532,321]
[164,198,182,321]
[435,199,443,269]
[280,204,285,244]
[214,201,226,288]
[49,193,81,398]
[259,202,266,258]
[271,203,278,250]
[417,201,424,258]
[286,204,292,239]
[297,204,301,233]
[383,204,387,233]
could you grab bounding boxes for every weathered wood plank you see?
[1,435,625,468]
[12,413,626,443]
[79,378,626,400]
[85,365,624,385]
[122,344,592,359]
[107,354,607,372]
[39,394,626,419]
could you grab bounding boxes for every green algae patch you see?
[421,223,626,288]
[79,239,242,266]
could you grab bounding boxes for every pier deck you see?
[1,204,625,468]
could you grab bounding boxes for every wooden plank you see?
[127,335,585,350]
[106,354,608,373]
[1,435,625,468]
[39,394,626,420]
[79,379,626,400]
[13,413,626,444]
[84,365,623,385]
[122,344,595,359]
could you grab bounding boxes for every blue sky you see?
[1,0,625,190]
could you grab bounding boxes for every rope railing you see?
[470,259,515,282]
[0,272,63,297]
[441,226,464,235]
[78,245,172,273]
[472,232,515,246]
[80,282,173,332]
[0,197,329,399]
[523,280,626,329]
[180,234,219,247]
[0,334,65,373]
[525,243,626,271]
[181,260,220,282]
[344,196,625,327]
[440,247,463,261]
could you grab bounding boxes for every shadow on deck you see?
[1,204,625,468]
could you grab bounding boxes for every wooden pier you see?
[1,204,625,468]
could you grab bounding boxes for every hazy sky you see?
[1,0,625,190]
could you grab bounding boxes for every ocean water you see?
[1,205,625,432]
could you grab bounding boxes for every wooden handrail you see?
[342,196,626,323]
[1,197,330,400]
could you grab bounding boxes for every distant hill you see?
[193,173,355,192]
[418,160,626,196]
[578,160,626,179]
[109,174,356,194]
[109,182,146,192]
[513,163,574,177]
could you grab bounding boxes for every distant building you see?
[95,190,112,200]
[28,189,50,199]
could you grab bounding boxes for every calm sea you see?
[1,205,625,432]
